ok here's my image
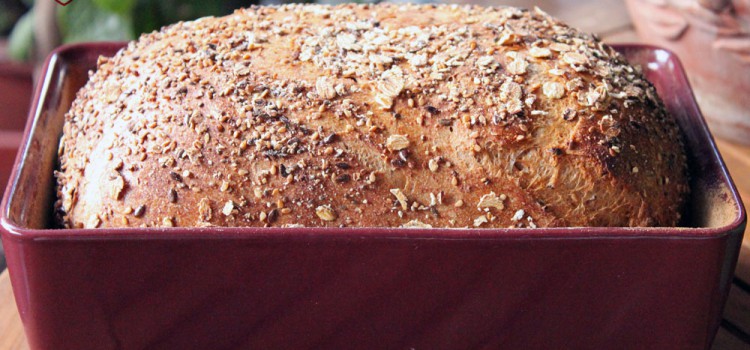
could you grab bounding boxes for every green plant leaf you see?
[57,0,134,43]
[159,0,224,22]
[131,0,161,36]
[7,10,34,61]
[92,0,135,16]
[132,0,228,37]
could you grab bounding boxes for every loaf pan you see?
[1,43,746,350]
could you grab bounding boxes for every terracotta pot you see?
[625,0,750,144]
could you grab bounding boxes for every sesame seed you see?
[168,188,178,203]
[428,158,439,172]
[133,205,146,217]
[315,205,337,221]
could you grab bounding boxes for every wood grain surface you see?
[0,271,28,350]
[0,0,748,349]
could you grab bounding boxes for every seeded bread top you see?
[55,3,689,229]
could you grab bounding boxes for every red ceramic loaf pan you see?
[1,43,746,350]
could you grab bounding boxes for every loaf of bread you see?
[55,3,689,229]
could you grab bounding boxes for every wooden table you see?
[714,139,750,349]
[0,272,27,350]
[0,0,749,348]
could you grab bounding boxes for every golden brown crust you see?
[55,3,689,229]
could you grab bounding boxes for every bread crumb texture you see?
[55,3,689,229]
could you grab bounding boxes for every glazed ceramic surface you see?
[0,43,746,350]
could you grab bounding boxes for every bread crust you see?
[55,3,689,228]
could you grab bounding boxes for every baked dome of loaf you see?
[55,3,689,229]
